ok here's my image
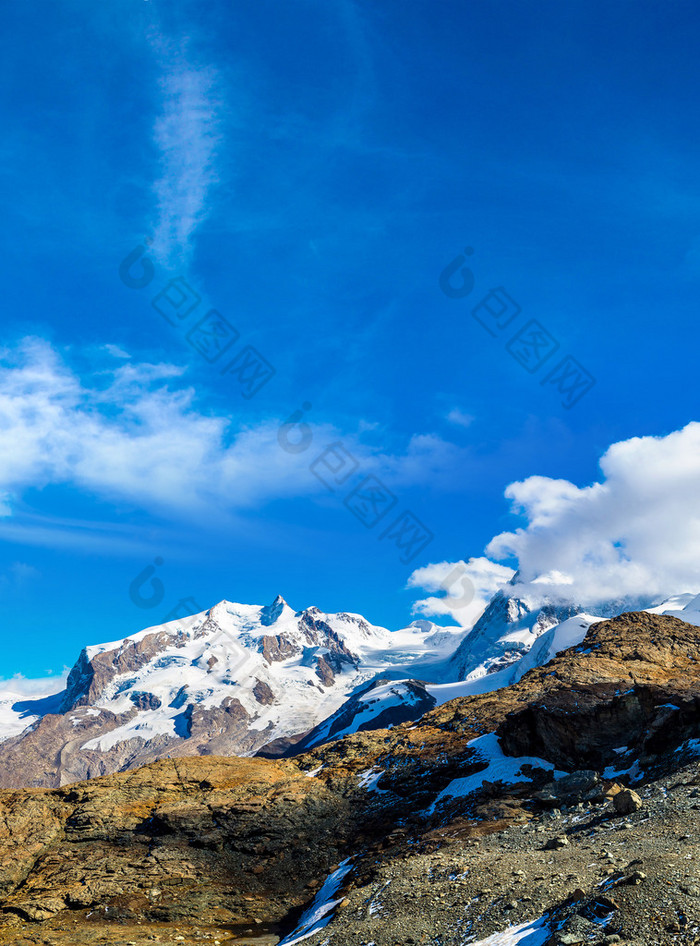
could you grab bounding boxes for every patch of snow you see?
[428,733,565,813]
[356,767,387,793]
[675,738,700,757]
[368,879,391,916]
[467,915,550,945]
[278,858,352,945]
[602,758,644,782]
[304,680,433,749]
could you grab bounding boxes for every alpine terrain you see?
[0,609,698,945]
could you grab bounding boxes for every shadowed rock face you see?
[0,612,699,945]
[0,756,363,943]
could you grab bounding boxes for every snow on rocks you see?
[428,732,566,813]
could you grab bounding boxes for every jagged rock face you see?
[450,588,582,680]
[0,597,462,789]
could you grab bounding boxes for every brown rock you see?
[253,679,276,705]
[613,788,643,815]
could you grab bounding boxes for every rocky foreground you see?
[0,612,698,945]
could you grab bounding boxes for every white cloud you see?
[408,556,515,628]
[0,671,68,699]
[101,344,131,360]
[0,339,468,532]
[446,408,474,429]
[0,339,319,519]
[0,562,40,589]
[149,41,222,266]
[485,422,700,606]
[374,433,473,490]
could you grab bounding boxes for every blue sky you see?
[1,0,700,680]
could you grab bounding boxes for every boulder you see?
[613,788,643,815]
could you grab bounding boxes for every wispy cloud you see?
[0,339,469,537]
[101,343,131,360]
[446,408,475,429]
[148,36,223,267]
[0,562,40,592]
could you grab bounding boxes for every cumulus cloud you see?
[485,422,700,606]
[409,423,700,621]
[407,557,515,627]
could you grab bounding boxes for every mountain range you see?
[1,585,699,788]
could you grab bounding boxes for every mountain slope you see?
[276,613,601,754]
[292,589,700,755]
[0,611,698,945]
[448,587,582,680]
[0,596,464,788]
[448,577,695,682]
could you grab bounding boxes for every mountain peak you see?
[259,594,290,626]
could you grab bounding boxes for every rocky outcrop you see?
[0,757,364,944]
[128,691,162,711]
[253,678,276,705]
[494,611,700,770]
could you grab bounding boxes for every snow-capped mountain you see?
[283,613,602,752]
[0,596,464,787]
[448,588,582,681]
[448,572,666,682]
[287,591,700,754]
[1,585,699,788]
